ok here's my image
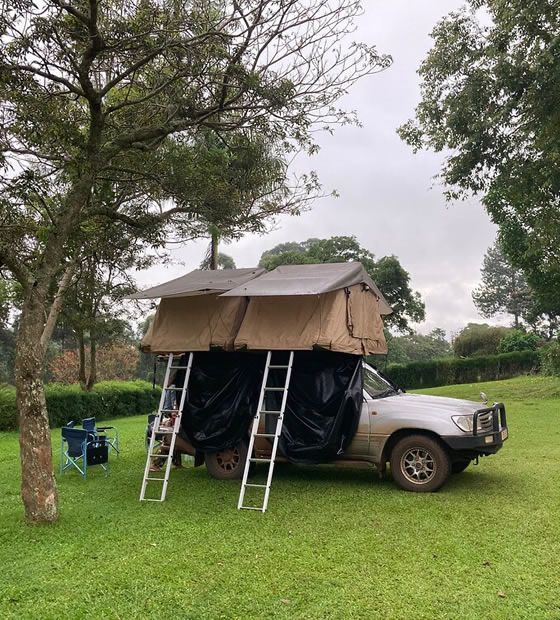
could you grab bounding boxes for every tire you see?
[451,459,471,474]
[390,434,451,492]
[205,441,248,480]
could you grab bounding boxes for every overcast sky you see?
[136,0,501,338]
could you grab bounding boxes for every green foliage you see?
[385,351,539,390]
[259,236,425,332]
[453,323,511,357]
[385,328,452,364]
[0,381,160,432]
[539,341,560,377]
[399,1,560,315]
[498,330,541,354]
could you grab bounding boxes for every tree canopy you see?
[258,236,425,332]
[399,0,560,315]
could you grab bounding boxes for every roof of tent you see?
[128,267,265,299]
[221,262,392,315]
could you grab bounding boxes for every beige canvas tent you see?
[132,263,391,356]
[129,268,265,353]
[222,263,391,355]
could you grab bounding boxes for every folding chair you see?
[60,427,109,478]
[82,417,120,458]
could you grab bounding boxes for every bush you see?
[0,380,161,432]
[498,330,541,353]
[384,350,540,390]
[453,323,512,357]
[539,342,560,377]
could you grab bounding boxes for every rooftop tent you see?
[222,262,392,356]
[132,268,265,354]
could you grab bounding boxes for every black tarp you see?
[180,350,363,464]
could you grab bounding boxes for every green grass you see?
[0,375,559,619]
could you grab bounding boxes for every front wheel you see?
[390,434,451,492]
[205,441,248,480]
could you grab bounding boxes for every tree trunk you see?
[86,337,97,391]
[78,329,87,389]
[210,229,219,270]
[15,293,58,523]
[15,169,96,522]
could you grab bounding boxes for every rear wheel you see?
[390,434,451,492]
[205,441,248,480]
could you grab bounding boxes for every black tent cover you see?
[179,350,363,464]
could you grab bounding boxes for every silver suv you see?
[207,362,509,492]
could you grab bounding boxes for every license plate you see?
[501,428,508,441]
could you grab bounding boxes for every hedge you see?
[0,380,161,432]
[381,350,540,390]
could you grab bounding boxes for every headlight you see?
[452,415,486,433]
[452,415,474,433]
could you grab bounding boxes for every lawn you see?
[0,375,559,619]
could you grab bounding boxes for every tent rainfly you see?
[223,263,391,355]
[133,263,392,356]
[132,268,265,354]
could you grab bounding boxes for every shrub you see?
[498,330,541,353]
[539,342,560,377]
[0,380,161,432]
[453,323,512,357]
[384,350,540,390]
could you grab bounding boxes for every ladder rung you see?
[268,365,289,369]
[249,458,271,463]
[170,366,188,369]
[160,409,178,413]
[154,428,174,434]
[264,387,285,391]
[240,506,264,511]
[245,483,268,488]
[145,477,166,481]
[164,387,183,391]
[260,410,282,415]
[148,453,171,458]
[255,433,276,438]
[143,498,164,502]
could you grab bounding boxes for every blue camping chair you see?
[60,427,109,478]
[82,417,120,457]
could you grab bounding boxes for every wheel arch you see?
[380,428,448,466]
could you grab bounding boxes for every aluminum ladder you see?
[140,352,193,502]
[238,351,294,512]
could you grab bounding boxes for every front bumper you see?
[441,402,508,455]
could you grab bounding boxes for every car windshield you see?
[363,366,397,399]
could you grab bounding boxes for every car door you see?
[344,393,371,457]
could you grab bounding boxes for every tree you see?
[452,323,511,358]
[0,0,390,522]
[497,330,541,354]
[472,239,559,339]
[472,242,532,328]
[399,1,560,316]
[259,236,425,332]
[200,252,236,271]
[386,328,452,365]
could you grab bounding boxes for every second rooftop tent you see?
[221,262,392,356]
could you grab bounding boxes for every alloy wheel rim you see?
[216,447,240,472]
[400,447,437,484]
